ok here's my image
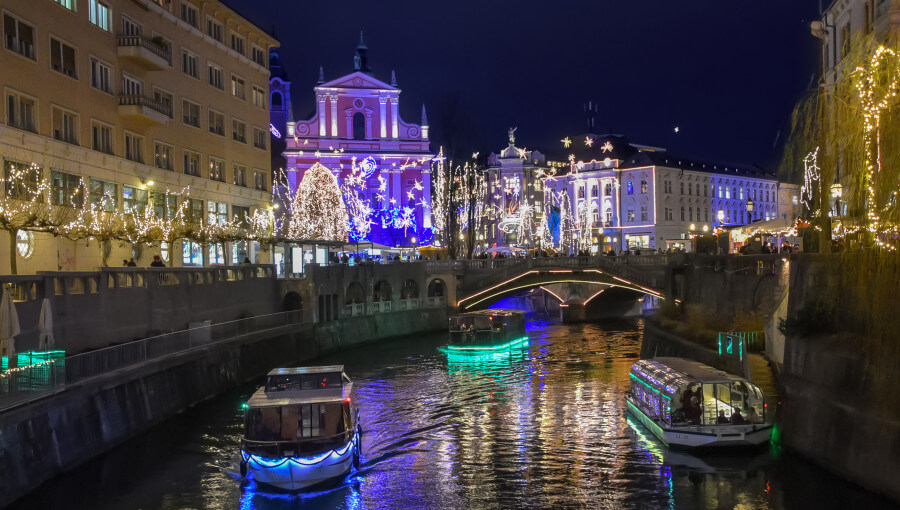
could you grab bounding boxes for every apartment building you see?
[1,0,277,272]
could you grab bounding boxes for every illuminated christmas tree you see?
[288,162,348,241]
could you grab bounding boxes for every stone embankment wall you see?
[641,322,742,376]
[0,308,447,508]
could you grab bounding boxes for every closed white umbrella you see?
[0,288,21,368]
[38,298,54,349]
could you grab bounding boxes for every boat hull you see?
[626,396,772,449]
[242,442,355,491]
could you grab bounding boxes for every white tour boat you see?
[240,366,360,491]
[625,357,773,449]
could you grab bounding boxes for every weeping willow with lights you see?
[781,30,900,395]
[288,162,349,241]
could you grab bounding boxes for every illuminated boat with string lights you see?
[442,309,528,354]
[625,358,773,449]
[240,366,361,491]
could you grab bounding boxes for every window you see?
[627,208,634,222]
[121,16,141,36]
[688,182,693,196]
[251,45,266,67]
[626,180,633,195]
[183,240,202,264]
[53,0,76,11]
[181,50,198,78]
[89,178,116,212]
[3,159,41,200]
[233,163,246,186]
[52,107,78,144]
[705,207,709,222]
[605,209,613,225]
[254,169,267,191]
[153,89,173,118]
[122,185,148,215]
[231,75,245,99]
[680,206,685,221]
[232,205,250,226]
[183,150,200,176]
[841,23,851,58]
[208,63,223,89]
[51,170,84,207]
[641,206,648,222]
[299,404,327,437]
[230,32,244,55]
[182,99,200,127]
[206,17,222,42]
[704,184,708,196]
[680,182,684,195]
[88,0,111,32]
[124,132,143,163]
[732,187,736,200]
[208,156,224,181]
[253,127,267,150]
[91,121,113,154]
[90,57,111,92]
[4,14,35,59]
[6,91,36,132]
[689,206,693,221]
[122,74,141,96]
[604,182,612,196]
[50,38,78,78]
[208,109,224,136]
[718,186,723,198]
[16,230,33,259]
[150,191,177,219]
[591,185,598,197]
[640,180,648,194]
[664,207,672,221]
[154,142,173,170]
[186,197,202,223]
[739,188,744,200]
[577,187,584,199]
[252,85,266,108]
[207,200,227,225]
[209,242,225,264]
[232,119,246,143]
[180,2,198,28]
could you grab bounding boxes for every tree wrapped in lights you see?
[288,162,348,241]
[537,188,553,250]
[575,197,593,252]
[558,190,575,255]
[430,150,449,248]
[341,157,374,241]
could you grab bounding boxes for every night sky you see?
[227,1,821,174]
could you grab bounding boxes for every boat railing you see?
[241,430,353,458]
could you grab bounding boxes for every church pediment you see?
[317,71,397,91]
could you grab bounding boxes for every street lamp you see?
[411,237,417,259]
[746,198,754,224]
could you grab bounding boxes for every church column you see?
[330,94,339,137]
[422,166,432,229]
[317,94,327,136]
[379,97,387,138]
[390,97,399,139]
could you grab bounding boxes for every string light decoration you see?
[800,147,820,215]
[558,190,575,255]
[575,196,593,250]
[537,187,553,249]
[341,157,374,241]
[288,162,348,241]
[430,150,449,247]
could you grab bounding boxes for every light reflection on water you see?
[11,320,900,510]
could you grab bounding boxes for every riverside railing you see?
[0,310,302,413]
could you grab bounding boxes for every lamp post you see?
[746,198,754,225]
[411,236,417,260]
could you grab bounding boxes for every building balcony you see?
[117,95,170,125]
[117,36,170,70]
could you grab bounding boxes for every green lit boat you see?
[442,310,528,353]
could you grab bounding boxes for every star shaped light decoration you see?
[568,154,576,163]
[561,137,572,148]
[516,147,527,158]
[674,126,680,133]
[600,141,614,153]
[585,137,594,147]
[314,150,322,159]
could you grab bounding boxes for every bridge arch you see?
[427,278,447,298]
[282,291,303,311]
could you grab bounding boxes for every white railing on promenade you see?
[0,310,302,413]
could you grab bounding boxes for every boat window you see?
[299,403,326,437]
[266,373,342,392]
[245,407,283,441]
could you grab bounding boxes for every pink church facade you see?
[280,38,433,246]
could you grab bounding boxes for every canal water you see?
[12,319,899,510]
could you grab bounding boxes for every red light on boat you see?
[344,396,351,403]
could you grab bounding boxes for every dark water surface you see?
[12,320,899,509]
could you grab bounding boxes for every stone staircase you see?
[747,352,778,397]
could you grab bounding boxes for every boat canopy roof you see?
[247,365,351,408]
[631,358,745,398]
[266,365,344,376]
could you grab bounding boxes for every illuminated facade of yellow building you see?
[1,0,277,271]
